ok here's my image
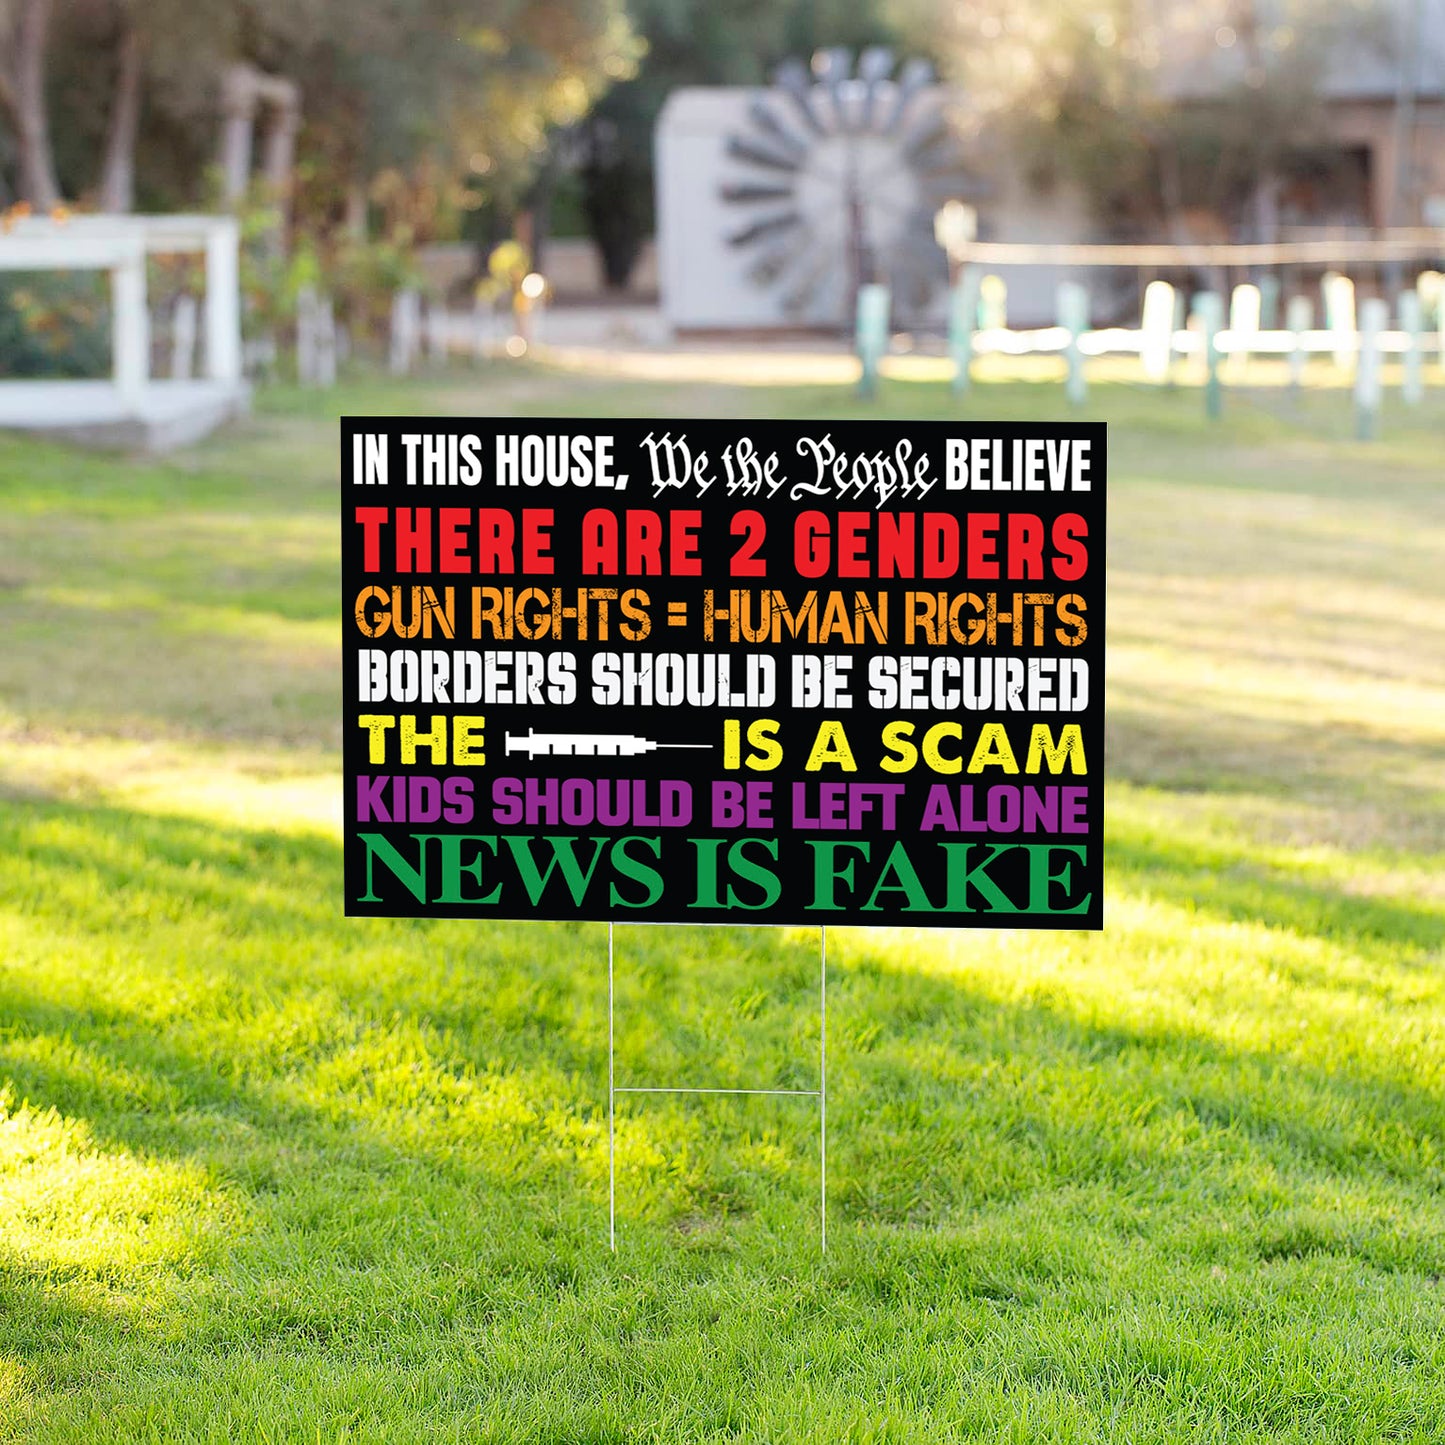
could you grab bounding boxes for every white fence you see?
[899,268,1445,432]
[0,214,247,449]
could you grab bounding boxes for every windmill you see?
[719,49,980,327]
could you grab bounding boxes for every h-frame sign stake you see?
[607,923,828,1253]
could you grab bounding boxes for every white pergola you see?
[0,214,248,450]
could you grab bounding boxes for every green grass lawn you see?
[1,364,1443,1442]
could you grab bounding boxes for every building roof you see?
[1155,0,1445,103]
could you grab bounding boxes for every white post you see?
[1286,294,1313,393]
[1322,271,1356,373]
[389,288,420,376]
[1355,296,1386,440]
[1427,272,1445,379]
[318,297,337,388]
[472,296,490,361]
[1140,279,1175,383]
[1400,289,1423,405]
[427,300,448,366]
[204,219,243,385]
[170,294,198,381]
[112,247,149,404]
[1228,282,1261,375]
[978,273,1007,330]
[296,284,318,386]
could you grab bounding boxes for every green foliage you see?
[0,272,109,379]
[219,182,422,361]
[898,0,1391,233]
[576,0,914,286]
[0,365,1442,1440]
[270,0,641,241]
[13,0,639,240]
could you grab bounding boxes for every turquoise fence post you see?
[855,283,891,401]
[1057,280,1089,405]
[1424,271,1445,379]
[1286,294,1313,395]
[1400,289,1424,405]
[949,266,981,397]
[1171,289,1187,386]
[1257,274,1280,331]
[1193,291,1223,420]
[1355,296,1385,440]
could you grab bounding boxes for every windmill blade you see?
[726,210,805,248]
[881,57,934,133]
[745,242,801,287]
[812,46,852,83]
[858,46,894,130]
[779,254,834,316]
[747,98,810,160]
[858,46,894,83]
[725,136,803,174]
[745,226,822,288]
[720,181,798,205]
[774,59,827,135]
[812,47,853,130]
[749,219,838,315]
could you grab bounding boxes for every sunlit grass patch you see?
[0,1087,238,1276]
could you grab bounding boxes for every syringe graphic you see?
[505,729,713,759]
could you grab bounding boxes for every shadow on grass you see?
[1107,830,1444,961]
[0,788,1440,1256]
[1106,694,1445,850]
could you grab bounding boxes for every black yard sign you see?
[342,419,1105,927]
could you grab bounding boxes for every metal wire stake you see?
[820,924,827,1256]
[607,923,830,1254]
[608,921,615,1253]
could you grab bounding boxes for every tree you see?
[0,0,62,206]
[281,0,639,241]
[894,0,1388,240]
[2,0,637,227]
[575,0,909,289]
[95,14,140,210]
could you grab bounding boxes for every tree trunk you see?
[97,19,144,213]
[344,179,368,238]
[527,148,559,274]
[1157,139,1189,244]
[1250,173,1281,245]
[11,0,62,208]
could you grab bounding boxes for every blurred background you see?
[1,0,1443,424]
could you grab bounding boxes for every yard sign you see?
[342,419,1105,929]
